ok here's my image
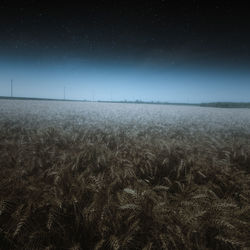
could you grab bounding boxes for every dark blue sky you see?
[0,1,250,102]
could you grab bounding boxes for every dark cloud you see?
[0,1,249,68]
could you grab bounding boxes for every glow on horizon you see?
[0,59,250,103]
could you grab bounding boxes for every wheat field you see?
[0,99,250,250]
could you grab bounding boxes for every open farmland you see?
[0,99,250,250]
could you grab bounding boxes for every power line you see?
[11,79,13,97]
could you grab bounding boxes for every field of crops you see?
[0,99,250,250]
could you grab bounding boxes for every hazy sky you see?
[1,58,249,103]
[0,1,250,102]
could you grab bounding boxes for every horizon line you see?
[1,96,250,108]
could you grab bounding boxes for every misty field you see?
[0,100,250,250]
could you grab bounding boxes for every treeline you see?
[1,96,250,108]
[200,102,250,108]
[98,100,197,106]
[100,100,250,108]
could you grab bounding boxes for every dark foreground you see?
[0,100,250,249]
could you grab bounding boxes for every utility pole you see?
[11,79,13,97]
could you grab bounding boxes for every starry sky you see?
[0,1,250,102]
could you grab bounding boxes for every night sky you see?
[0,1,250,102]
